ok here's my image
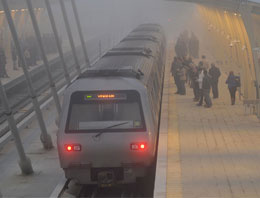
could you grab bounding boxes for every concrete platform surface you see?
[0,99,63,198]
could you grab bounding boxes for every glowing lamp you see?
[130,143,147,151]
[98,94,115,99]
[65,144,81,152]
[66,145,72,151]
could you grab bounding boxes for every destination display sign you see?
[84,93,127,100]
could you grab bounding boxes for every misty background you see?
[0,0,207,80]
[35,0,197,50]
[0,0,203,83]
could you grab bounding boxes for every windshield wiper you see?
[94,121,130,138]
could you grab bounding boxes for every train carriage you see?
[57,24,166,186]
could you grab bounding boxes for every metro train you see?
[57,24,166,187]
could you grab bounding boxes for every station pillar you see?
[240,4,260,118]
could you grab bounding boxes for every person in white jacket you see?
[197,68,204,106]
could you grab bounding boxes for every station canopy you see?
[167,0,260,15]
[0,0,69,10]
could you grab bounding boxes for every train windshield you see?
[65,90,146,133]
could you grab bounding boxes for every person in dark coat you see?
[27,36,37,66]
[171,57,177,77]
[202,55,209,70]
[11,42,18,70]
[226,71,239,105]
[188,32,199,58]
[171,57,182,94]
[193,34,199,58]
[175,37,188,58]
[0,47,9,78]
[178,66,186,95]
[202,70,212,108]
[24,47,32,67]
[190,63,200,101]
[182,57,191,84]
[209,63,221,98]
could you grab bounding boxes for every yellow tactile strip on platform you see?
[166,67,183,198]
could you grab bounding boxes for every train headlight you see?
[65,144,81,152]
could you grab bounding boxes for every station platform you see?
[1,43,260,198]
[154,45,260,198]
[0,96,64,197]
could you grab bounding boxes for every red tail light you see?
[65,144,81,152]
[66,145,72,151]
[140,144,145,150]
[130,143,147,151]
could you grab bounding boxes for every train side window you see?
[148,88,156,123]
[151,84,159,116]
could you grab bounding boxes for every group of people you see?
[171,55,241,107]
[171,55,215,108]
[0,33,61,78]
[175,30,199,59]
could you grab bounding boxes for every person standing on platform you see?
[184,57,192,84]
[202,70,212,108]
[11,42,18,70]
[30,36,38,65]
[190,63,200,101]
[175,37,188,58]
[236,73,241,99]
[209,63,221,99]
[171,57,178,81]
[24,47,32,67]
[197,68,204,106]
[188,32,199,59]
[178,66,186,95]
[0,47,9,78]
[172,57,182,94]
[194,33,199,59]
[226,71,238,105]
[202,55,209,70]
[171,57,177,77]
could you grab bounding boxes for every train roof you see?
[127,31,164,43]
[133,25,163,33]
[128,30,163,37]
[114,39,159,53]
[78,55,148,80]
[78,49,157,84]
[77,24,164,84]
[134,23,163,29]
[78,42,155,80]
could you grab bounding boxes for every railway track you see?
[56,171,156,198]
[59,179,144,198]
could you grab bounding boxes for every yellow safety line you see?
[166,56,183,198]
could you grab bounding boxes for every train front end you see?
[57,78,156,186]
